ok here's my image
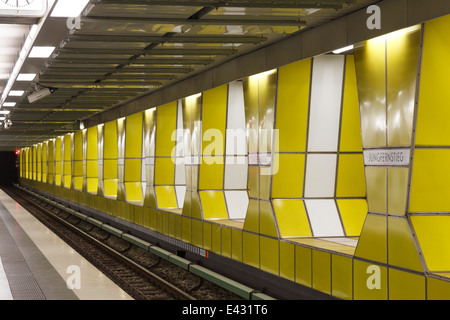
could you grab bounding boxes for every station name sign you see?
[363,148,410,166]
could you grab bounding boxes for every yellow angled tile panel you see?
[355,214,387,263]
[87,126,98,160]
[74,131,83,161]
[187,191,202,219]
[276,59,311,153]
[243,76,259,154]
[192,219,203,248]
[203,222,212,251]
[353,260,387,300]
[73,161,83,176]
[202,85,227,156]
[181,216,191,243]
[337,199,367,237]
[259,172,271,201]
[280,241,294,281]
[64,176,71,188]
[222,226,231,258]
[410,149,450,212]
[331,254,353,300]
[104,120,118,159]
[154,158,174,185]
[295,246,311,287]
[125,182,143,202]
[64,134,72,162]
[340,55,363,152]
[104,180,117,197]
[387,167,409,215]
[199,160,224,190]
[427,277,450,300]
[247,163,259,199]
[231,229,242,262]
[55,137,61,161]
[211,224,221,254]
[124,159,141,182]
[388,269,425,300]
[272,199,311,237]
[199,190,228,220]
[411,215,450,271]
[386,26,421,147]
[260,237,279,276]
[336,154,366,197]
[258,70,277,154]
[259,200,278,238]
[87,178,98,194]
[416,15,450,145]
[243,232,259,269]
[271,154,304,198]
[312,250,331,295]
[74,177,83,191]
[156,101,177,157]
[354,36,387,148]
[125,112,143,158]
[388,217,423,272]
[155,186,178,209]
[243,199,259,233]
[103,160,117,179]
[87,160,98,178]
[365,167,387,213]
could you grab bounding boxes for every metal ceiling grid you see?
[0,0,376,150]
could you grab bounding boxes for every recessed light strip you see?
[0,0,56,107]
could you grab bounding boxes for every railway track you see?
[4,186,242,300]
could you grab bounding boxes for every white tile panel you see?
[304,154,337,197]
[175,162,186,185]
[175,185,186,208]
[226,81,247,156]
[307,55,345,152]
[225,190,249,220]
[304,199,344,237]
[224,155,248,190]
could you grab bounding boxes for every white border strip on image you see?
[0,257,13,300]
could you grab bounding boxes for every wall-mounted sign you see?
[0,0,47,17]
[249,152,272,167]
[363,148,410,167]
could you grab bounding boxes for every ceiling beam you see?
[66,34,267,44]
[47,57,215,65]
[42,67,195,74]
[55,47,238,56]
[91,0,354,9]
[82,16,306,27]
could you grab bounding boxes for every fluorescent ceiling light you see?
[0,111,10,115]
[29,46,55,58]
[51,0,90,17]
[17,73,37,81]
[333,45,354,54]
[0,117,6,121]
[9,90,25,97]
[2,102,16,107]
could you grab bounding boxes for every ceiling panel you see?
[0,0,378,150]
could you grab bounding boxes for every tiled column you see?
[103,119,119,199]
[353,24,425,300]
[73,130,83,191]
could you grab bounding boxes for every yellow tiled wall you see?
[20,14,450,300]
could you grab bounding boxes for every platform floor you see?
[0,189,133,300]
